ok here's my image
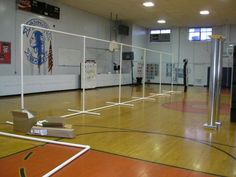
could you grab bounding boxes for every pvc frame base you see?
[203,123,218,129]
[215,121,222,125]
[61,109,100,118]
[132,97,156,101]
[162,90,183,94]
[106,102,134,107]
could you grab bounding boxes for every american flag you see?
[48,40,53,74]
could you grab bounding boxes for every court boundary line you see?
[0,132,90,177]
[0,138,224,177]
[71,130,236,160]
[72,124,236,148]
[92,148,226,177]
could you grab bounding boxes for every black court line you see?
[24,152,32,161]
[72,124,236,148]
[56,131,226,177]
[19,167,26,177]
[91,148,225,177]
[0,144,44,160]
[72,130,236,160]
[0,134,226,177]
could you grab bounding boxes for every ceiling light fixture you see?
[143,1,155,7]
[157,19,166,24]
[200,10,210,15]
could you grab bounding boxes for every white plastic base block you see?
[203,123,218,129]
[215,121,222,125]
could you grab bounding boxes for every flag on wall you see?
[0,42,11,64]
[48,40,53,74]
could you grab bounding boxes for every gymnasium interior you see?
[0,0,236,177]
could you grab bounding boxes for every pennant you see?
[48,40,53,74]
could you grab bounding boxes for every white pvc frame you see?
[0,131,90,177]
[20,24,175,119]
[106,44,134,107]
[163,53,183,94]
[14,23,178,176]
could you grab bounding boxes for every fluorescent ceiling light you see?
[200,10,210,15]
[143,2,155,7]
[157,19,166,24]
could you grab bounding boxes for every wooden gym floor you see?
[0,85,235,177]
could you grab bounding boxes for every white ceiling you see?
[55,0,236,28]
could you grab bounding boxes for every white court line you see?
[0,132,90,177]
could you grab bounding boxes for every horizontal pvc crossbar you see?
[21,24,172,56]
[0,131,90,177]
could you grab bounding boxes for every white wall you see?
[131,25,147,81]
[146,25,236,86]
[0,0,16,75]
[0,0,133,95]
[0,0,235,96]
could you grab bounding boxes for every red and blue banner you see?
[0,41,11,64]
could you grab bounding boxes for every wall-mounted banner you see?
[23,18,53,74]
[0,42,11,64]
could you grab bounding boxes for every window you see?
[188,27,212,41]
[150,29,171,42]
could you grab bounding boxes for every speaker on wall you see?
[122,52,134,60]
[118,25,129,36]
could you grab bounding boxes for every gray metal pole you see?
[215,39,224,124]
[204,35,224,129]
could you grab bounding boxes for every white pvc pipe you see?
[118,44,123,103]
[62,88,170,118]
[0,132,90,177]
[20,24,174,118]
[142,49,146,98]
[159,53,162,94]
[171,54,174,91]
[82,37,86,111]
[89,104,118,112]
[61,112,84,118]
[0,131,89,148]
[20,24,24,110]
[21,24,172,56]
[43,147,89,177]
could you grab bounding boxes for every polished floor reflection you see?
[0,85,235,177]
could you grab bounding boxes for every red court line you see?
[0,144,218,177]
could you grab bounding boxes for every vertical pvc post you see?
[82,37,86,112]
[142,49,147,98]
[171,54,174,91]
[20,24,24,110]
[159,53,162,94]
[204,35,224,129]
[118,44,123,103]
